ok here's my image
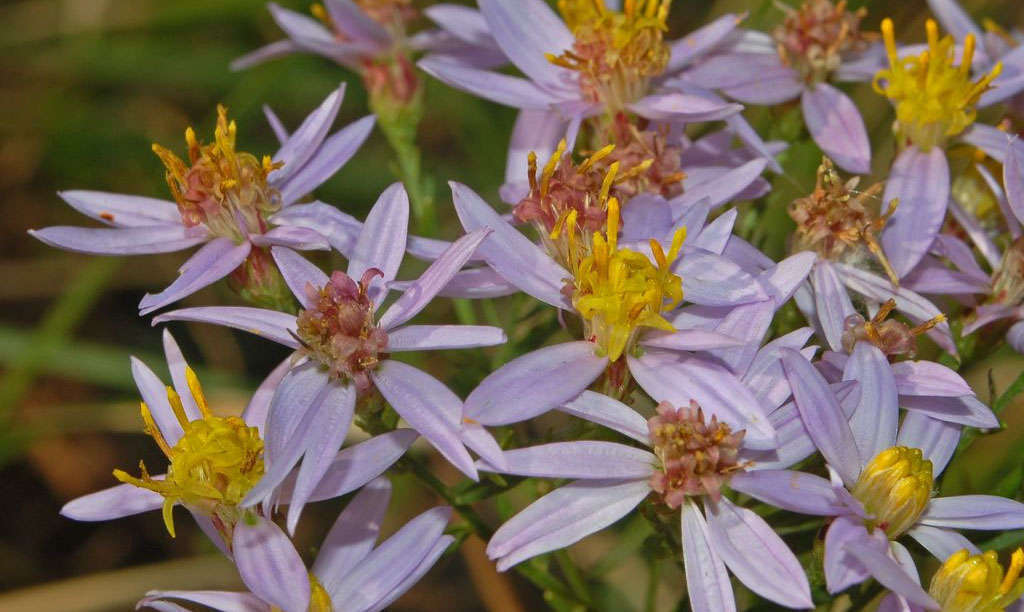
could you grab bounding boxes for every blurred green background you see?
[2,0,1024,610]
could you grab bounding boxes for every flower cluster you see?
[30,0,1024,610]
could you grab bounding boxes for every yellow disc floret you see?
[113,367,264,538]
[550,0,671,110]
[152,105,283,241]
[309,572,334,612]
[873,18,1002,150]
[850,446,933,538]
[562,197,685,362]
[929,548,1024,612]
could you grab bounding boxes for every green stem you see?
[376,107,437,237]
[555,549,591,605]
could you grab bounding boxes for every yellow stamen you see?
[930,548,1024,611]
[185,366,210,418]
[874,18,1002,149]
[166,386,190,430]
[851,446,933,538]
[541,140,568,197]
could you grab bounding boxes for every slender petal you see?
[276,115,375,205]
[706,496,813,609]
[824,515,885,594]
[386,325,506,352]
[681,500,737,612]
[139,591,269,612]
[742,327,815,409]
[272,84,344,185]
[312,478,390,593]
[880,147,950,278]
[558,391,650,445]
[377,229,491,330]
[900,395,999,429]
[466,341,606,426]
[347,183,409,304]
[729,470,844,515]
[231,39,301,71]
[323,0,389,46]
[161,329,201,422]
[286,382,356,533]
[683,53,802,104]
[844,541,937,608]
[244,367,333,505]
[813,260,857,352]
[891,361,973,397]
[450,181,570,309]
[330,507,453,608]
[669,159,767,217]
[272,201,362,255]
[629,92,742,122]
[476,0,575,94]
[372,360,477,479]
[139,238,252,315]
[802,83,871,173]
[675,250,768,306]
[844,342,899,462]
[390,266,519,300]
[301,430,418,503]
[639,329,744,351]
[153,307,300,349]
[131,356,184,445]
[908,524,979,561]
[366,535,453,612]
[781,349,861,485]
[1006,140,1024,226]
[29,224,205,255]
[271,246,328,309]
[1009,321,1024,353]
[233,515,310,612]
[487,479,651,572]
[250,225,329,251]
[56,190,180,227]
[476,441,655,480]
[920,496,1024,530]
[460,421,507,471]
[629,350,776,449]
[61,482,165,521]
[418,56,565,109]
[897,411,961,477]
[666,13,743,73]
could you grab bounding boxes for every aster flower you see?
[60,331,418,553]
[869,18,1024,278]
[30,86,375,314]
[681,0,883,174]
[450,180,817,454]
[731,351,1024,605]
[232,1,505,71]
[418,0,745,126]
[788,157,958,356]
[153,184,506,531]
[474,391,815,610]
[138,478,454,612]
[878,547,1024,612]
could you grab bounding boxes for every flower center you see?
[559,197,685,362]
[549,0,671,110]
[841,299,946,357]
[295,270,389,391]
[152,105,282,241]
[929,548,1024,612]
[773,0,874,84]
[873,19,1002,150]
[789,157,899,283]
[113,367,264,539]
[850,446,933,538]
[648,400,746,508]
[990,237,1024,307]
